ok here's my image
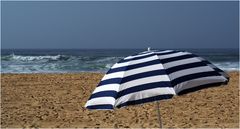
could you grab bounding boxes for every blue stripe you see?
[161,54,196,64]
[107,59,161,74]
[186,54,229,82]
[120,69,167,84]
[126,59,161,70]
[165,62,207,74]
[212,67,223,72]
[116,94,173,108]
[171,71,221,86]
[98,78,122,86]
[201,60,229,80]
[202,60,224,72]
[116,81,172,99]
[86,104,114,110]
[156,51,179,56]
[190,54,228,80]
[118,53,156,63]
[107,66,127,74]
[89,91,118,100]
[177,82,226,95]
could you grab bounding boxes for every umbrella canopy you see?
[85,49,229,110]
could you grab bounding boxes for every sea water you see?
[1,49,239,73]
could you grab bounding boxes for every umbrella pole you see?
[156,101,163,128]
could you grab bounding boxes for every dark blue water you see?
[1,49,239,73]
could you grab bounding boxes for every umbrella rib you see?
[155,53,176,94]
[113,58,132,108]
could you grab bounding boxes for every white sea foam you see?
[4,53,70,62]
[1,49,239,73]
[213,62,239,71]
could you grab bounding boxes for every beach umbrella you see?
[85,49,229,128]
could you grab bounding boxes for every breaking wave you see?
[1,53,123,73]
[1,49,239,73]
[1,53,70,62]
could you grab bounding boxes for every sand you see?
[1,72,239,128]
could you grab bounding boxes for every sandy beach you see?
[1,72,239,128]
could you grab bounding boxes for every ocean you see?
[1,49,239,73]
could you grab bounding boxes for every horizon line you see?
[1,48,239,50]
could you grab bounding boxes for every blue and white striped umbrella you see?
[85,49,229,110]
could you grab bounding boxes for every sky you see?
[1,1,239,49]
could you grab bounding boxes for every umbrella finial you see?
[148,47,151,51]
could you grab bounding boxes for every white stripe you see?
[112,55,158,69]
[115,87,175,107]
[169,66,214,80]
[92,84,120,94]
[125,52,154,60]
[111,62,129,69]
[196,57,206,61]
[123,55,132,60]
[119,75,170,91]
[155,50,174,54]
[158,52,191,60]
[196,57,218,69]
[204,63,229,79]
[163,57,201,69]
[128,55,159,66]
[101,71,124,81]
[106,61,164,80]
[124,63,165,77]
[110,61,130,69]
[112,50,174,69]
[85,97,115,107]
[174,76,227,94]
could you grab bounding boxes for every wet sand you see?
[1,72,239,128]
